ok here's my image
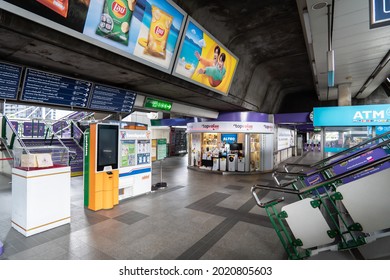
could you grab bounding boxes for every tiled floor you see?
[0,151,389,260]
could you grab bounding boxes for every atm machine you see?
[228,154,237,171]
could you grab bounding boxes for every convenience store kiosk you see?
[187,120,274,173]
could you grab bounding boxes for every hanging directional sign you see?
[0,62,22,100]
[88,84,137,113]
[144,97,172,111]
[370,0,390,28]
[21,68,92,108]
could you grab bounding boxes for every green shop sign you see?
[144,97,172,111]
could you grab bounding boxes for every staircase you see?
[61,138,84,175]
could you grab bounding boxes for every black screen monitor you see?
[230,143,243,151]
[97,124,118,171]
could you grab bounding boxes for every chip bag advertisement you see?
[83,0,186,71]
[173,18,239,96]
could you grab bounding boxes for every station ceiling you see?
[2,1,387,116]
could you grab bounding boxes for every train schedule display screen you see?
[88,84,137,113]
[21,68,92,108]
[0,62,22,100]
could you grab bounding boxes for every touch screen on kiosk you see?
[97,125,119,171]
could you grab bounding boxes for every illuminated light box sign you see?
[187,122,274,134]
[173,17,239,96]
[314,105,390,127]
[21,68,92,108]
[370,0,390,28]
[144,97,172,111]
[221,134,237,144]
[0,61,22,100]
[1,0,187,73]
[88,84,137,113]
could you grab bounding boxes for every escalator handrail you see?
[285,130,390,169]
[276,138,390,177]
[252,155,390,206]
[3,116,28,151]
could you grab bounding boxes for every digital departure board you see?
[88,84,137,113]
[21,68,92,108]
[0,62,22,100]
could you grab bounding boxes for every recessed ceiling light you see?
[312,2,328,10]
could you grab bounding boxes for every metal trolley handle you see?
[251,186,284,208]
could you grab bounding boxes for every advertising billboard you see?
[172,17,239,96]
[1,0,186,73]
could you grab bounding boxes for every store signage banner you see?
[1,0,186,73]
[172,17,239,96]
[187,122,274,133]
[370,0,390,28]
[221,134,237,144]
[120,130,151,140]
[314,104,390,127]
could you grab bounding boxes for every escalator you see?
[251,137,390,259]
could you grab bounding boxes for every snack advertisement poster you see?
[83,0,186,71]
[1,0,186,73]
[173,17,239,96]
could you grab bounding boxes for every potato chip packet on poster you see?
[96,0,136,45]
[36,0,69,18]
[144,6,173,59]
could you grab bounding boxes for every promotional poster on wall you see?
[120,140,136,168]
[173,17,239,96]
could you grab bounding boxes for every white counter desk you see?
[11,165,71,237]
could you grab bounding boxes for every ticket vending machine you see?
[84,123,119,211]
[228,154,237,171]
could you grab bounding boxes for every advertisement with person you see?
[83,0,186,70]
[1,0,186,72]
[173,17,239,96]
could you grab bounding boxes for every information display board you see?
[157,138,167,160]
[172,17,239,96]
[0,62,22,100]
[21,69,92,108]
[89,84,137,113]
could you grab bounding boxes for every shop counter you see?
[11,165,71,237]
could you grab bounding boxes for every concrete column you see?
[338,83,352,106]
